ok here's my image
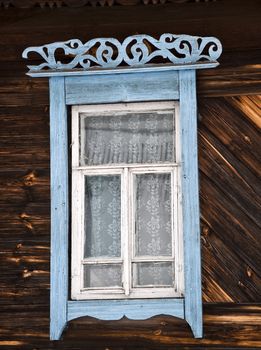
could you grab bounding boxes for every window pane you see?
[83,264,122,288]
[80,111,174,165]
[132,262,173,287]
[134,173,172,256]
[84,175,121,258]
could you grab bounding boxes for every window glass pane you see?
[134,173,172,257]
[80,111,174,165]
[83,264,122,288]
[84,175,121,258]
[132,262,173,287]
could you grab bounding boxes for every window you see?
[71,102,184,300]
[23,33,222,340]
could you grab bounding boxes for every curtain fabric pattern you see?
[80,111,175,165]
[81,111,175,289]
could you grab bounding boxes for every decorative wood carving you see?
[22,34,222,74]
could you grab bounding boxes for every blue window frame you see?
[23,34,222,340]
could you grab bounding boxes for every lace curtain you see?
[82,112,174,289]
[80,111,175,165]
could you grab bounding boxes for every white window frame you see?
[71,101,184,300]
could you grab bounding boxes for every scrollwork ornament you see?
[22,34,222,73]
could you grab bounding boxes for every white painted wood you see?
[71,101,176,113]
[71,102,183,300]
[123,167,130,296]
[71,170,83,299]
[174,103,184,296]
[71,168,124,300]
[71,105,79,167]
[73,163,180,170]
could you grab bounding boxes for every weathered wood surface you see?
[65,71,179,104]
[0,0,230,8]
[0,304,260,348]
[179,70,202,338]
[0,87,260,346]
[0,0,260,73]
[0,0,261,348]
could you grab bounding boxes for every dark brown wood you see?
[1,0,221,8]
[0,304,260,348]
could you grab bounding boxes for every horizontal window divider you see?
[81,287,124,292]
[82,258,123,264]
[132,257,174,262]
[73,290,182,300]
[72,101,177,114]
[128,288,180,298]
[72,163,180,171]
[132,284,174,289]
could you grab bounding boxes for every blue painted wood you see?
[49,77,69,341]
[25,61,219,77]
[22,34,222,74]
[65,70,179,105]
[67,298,184,322]
[179,70,202,338]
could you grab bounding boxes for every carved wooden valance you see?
[23,34,222,76]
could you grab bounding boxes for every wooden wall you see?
[0,0,260,348]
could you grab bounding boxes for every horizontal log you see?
[0,304,260,348]
[0,0,260,50]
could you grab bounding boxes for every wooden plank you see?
[198,97,261,187]
[65,70,179,105]
[179,70,202,338]
[0,0,260,53]
[0,304,260,348]
[49,77,68,340]
[198,64,261,97]
[64,304,261,347]
[201,220,261,302]
[199,174,261,286]
[68,299,185,322]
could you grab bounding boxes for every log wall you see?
[0,0,260,348]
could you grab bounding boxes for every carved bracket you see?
[22,34,222,74]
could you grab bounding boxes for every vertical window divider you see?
[174,103,184,296]
[71,105,79,168]
[80,170,85,292]
[123,167,130,296]
[129,168,135,294]
[71,106,82,299]
[172,166,179,294]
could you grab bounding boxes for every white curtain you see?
[80,111,174,165]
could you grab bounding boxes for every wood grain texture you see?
[0,83,260,347]
[0,0,220,8]
[68,299,185,321]
[0,304,260,348]
[49,77,69,340]
[0,1,260,348]
[65,71,179,105]
[179,70,202,338]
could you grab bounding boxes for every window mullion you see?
[122,167,130,296]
